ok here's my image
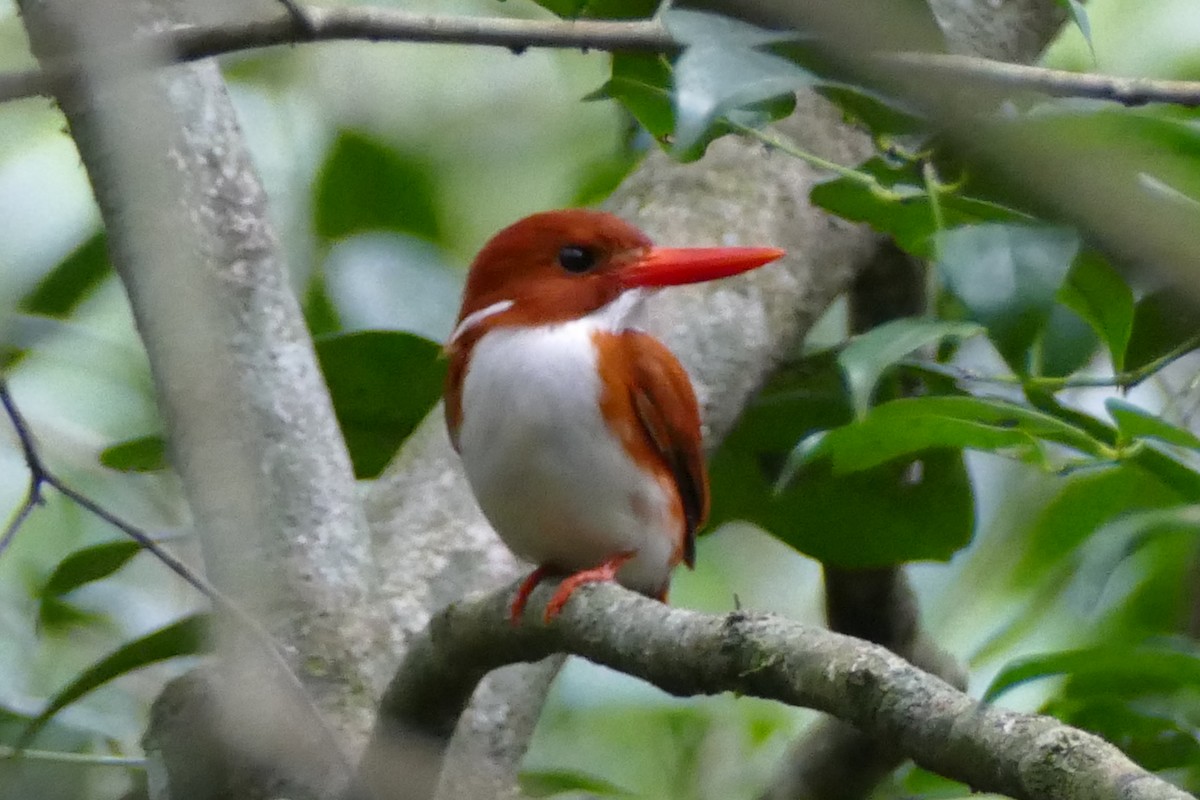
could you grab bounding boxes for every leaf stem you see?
[902,332,1200,391]
[732,123,893,194]
[922,160,946,234]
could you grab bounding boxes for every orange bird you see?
[444,210,784,623]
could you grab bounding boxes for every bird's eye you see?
[557,244,597,274]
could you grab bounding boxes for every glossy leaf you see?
[985,642,1200,702]
[315,131,441,243]
[19,614,209,747]
[1057,251,1133,371]
[315,330,446,479]
[1107,398,1200,450]
[99,435,168,472]
[589,54,675,141]
[936,223,1080,371]
[838,317,982,419]
[40,541,141,599]
[664,10,811,156]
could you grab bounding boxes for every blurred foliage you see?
[1,0,1200,798]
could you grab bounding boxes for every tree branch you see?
[5,5,1200,110]
[375,579,1194,800]
[19,0,382,793]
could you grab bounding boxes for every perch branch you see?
[371,579,1194,800]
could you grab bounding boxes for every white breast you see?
[457,298,677,595]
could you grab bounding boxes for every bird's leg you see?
[509,565,554,626]
[543,550,637,623]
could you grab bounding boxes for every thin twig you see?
[902,332,1200,392]
[0,380,335,754]
[274,0,316,39]
[4,6,1200,111]
[0,382,46,557]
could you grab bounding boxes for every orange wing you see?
[596,331,709,568]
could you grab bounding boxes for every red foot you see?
[543,551,636,623]
[509,566,552,627]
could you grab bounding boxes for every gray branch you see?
[6,5,1200,108]
[379,579,1195,800]
[19,0,382,794]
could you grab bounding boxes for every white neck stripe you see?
[448,299,515,345]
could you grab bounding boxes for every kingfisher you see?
[443,209,784,623]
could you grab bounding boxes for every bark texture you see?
[385,580,1195,800]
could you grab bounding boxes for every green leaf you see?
[663,10,810,157]
[708,359,974,567]
[37,597,106,635]
[520,768,635,797]
[18,614,209,748]
[787,396,1110,480]
[716,444,974,567]
[40,541,141,599]
[304,271,342,338]
[985,642,1200,702]
[1057,251,1133,371]
[99,435,168,472]
[315,331,447,479]
[1125,290,1200,375]
[1012,466,1183,590]
[838,317,982,419]
[590,54,676,141]
[936,223,1080,372]
[314,131,441,243]
[19,233,110,318]
[1107,398,1200,450]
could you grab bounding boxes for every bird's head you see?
[449,209,784,344]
